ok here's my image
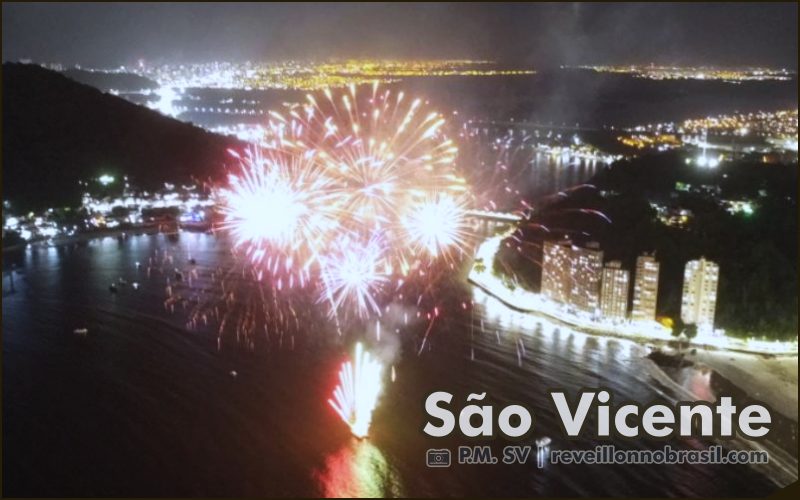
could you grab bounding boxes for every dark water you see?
[171,71,798,129]
[3,230,786,497]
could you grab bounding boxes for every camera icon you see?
[426,448,451,467]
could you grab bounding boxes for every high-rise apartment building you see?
[632,254,660,322]
[600,261,629,320]
[541,240,572,304]
[569,242,604,314]
[681,258,719,328]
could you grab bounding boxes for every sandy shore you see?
[686,348,798,421]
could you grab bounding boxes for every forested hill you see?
[3,63,241,212]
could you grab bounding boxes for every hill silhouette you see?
[3,63,241,212]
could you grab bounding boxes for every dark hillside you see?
[3,63,241,212]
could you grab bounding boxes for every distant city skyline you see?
[2,3,797,69]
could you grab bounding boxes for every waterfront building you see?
[600,261,630,320]
[541,240,572,304]
[632,254,660,321]
[569,242,604,314]
[681,258,720,328]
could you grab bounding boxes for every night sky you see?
[2,2,798,68]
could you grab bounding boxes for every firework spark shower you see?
[329,342,384,438]
[217,84,473,318]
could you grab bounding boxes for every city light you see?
[134,59,535,92]
[695,155,720,168]
[621,109,798,156]
[573,64,794,83]
[98,174,115,185]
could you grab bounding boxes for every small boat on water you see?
[73,328,88,336]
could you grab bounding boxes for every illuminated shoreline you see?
[469,234,798,356]
[568,64,794,83]
[132,59,536,91]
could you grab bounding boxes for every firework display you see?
[5,4,799,498]
[329,343,384,438]
[217,84,472,318]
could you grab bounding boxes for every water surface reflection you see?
[315,439,404,498]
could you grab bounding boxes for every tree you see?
[671,317,685,339]
[684,323,698,341]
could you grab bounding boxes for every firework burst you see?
[404,193,471,260]
[319,235,388,319]
[218,147,340,277]
[216,84,473,318]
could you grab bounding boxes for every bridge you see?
[464,209,523,236]
[468,120,605,133]
[464,209,522,223]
